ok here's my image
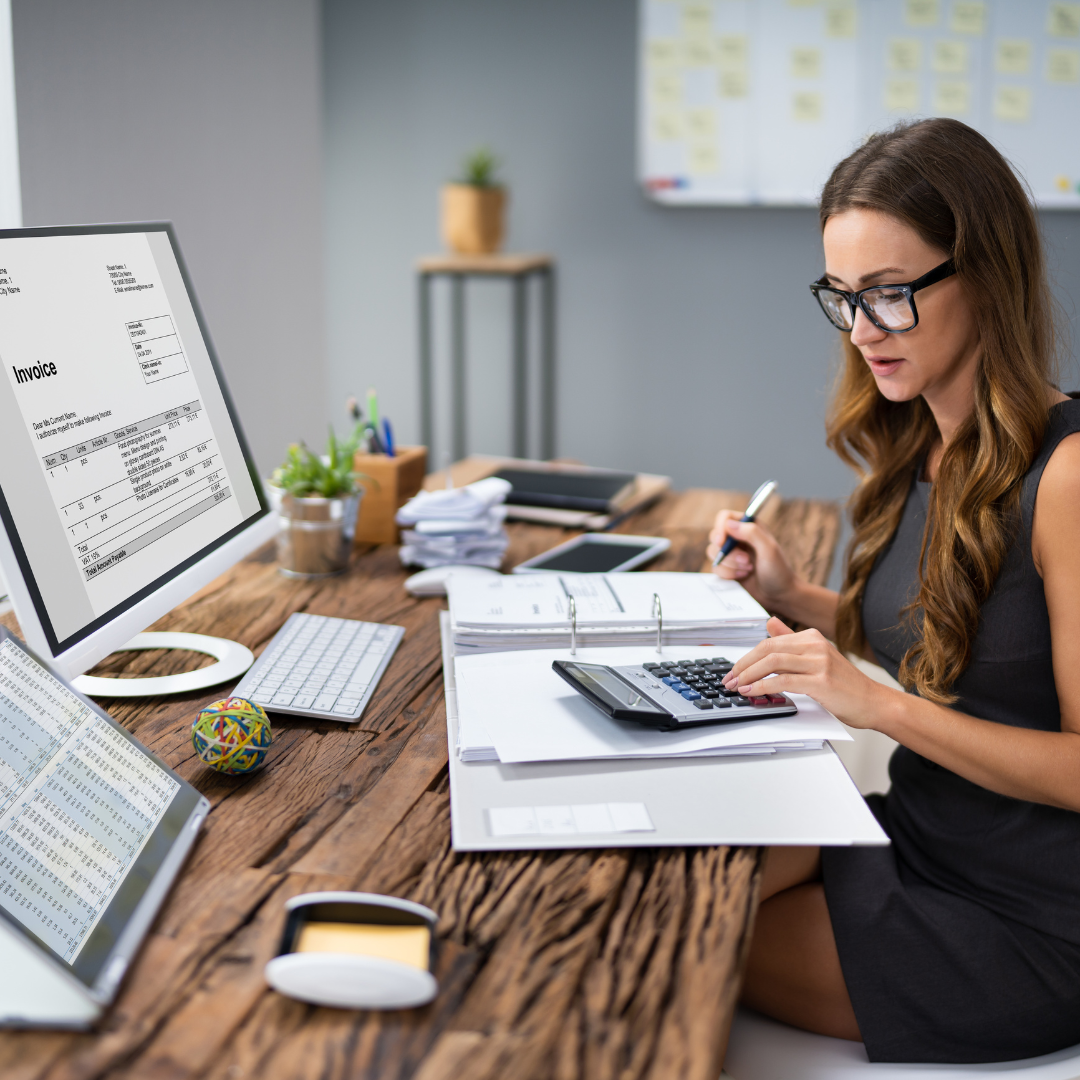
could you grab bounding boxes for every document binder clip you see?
[569,594,577,655]
[652,593,663,654]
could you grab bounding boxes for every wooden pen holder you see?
[352,445,428,545]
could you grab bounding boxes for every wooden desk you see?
[0,488,839,1080]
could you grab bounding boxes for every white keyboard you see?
[233,613,404,722]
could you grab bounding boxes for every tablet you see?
[512,534,670,574]
[0,625,209,1026]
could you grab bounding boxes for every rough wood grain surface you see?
[0,489,839,1080]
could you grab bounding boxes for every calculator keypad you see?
[630,658,795,727]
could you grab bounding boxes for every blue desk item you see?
[382,417,395,457]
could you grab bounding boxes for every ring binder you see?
[652,593,663,654]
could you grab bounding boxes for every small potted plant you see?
[441,147,507,255]
[269,425,370,577]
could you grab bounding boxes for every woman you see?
[708,117,1080,1064]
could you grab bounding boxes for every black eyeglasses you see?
[809,258,956,334]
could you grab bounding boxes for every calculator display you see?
[560,662,659,713]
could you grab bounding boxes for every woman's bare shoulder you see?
[1032,431,1080,576]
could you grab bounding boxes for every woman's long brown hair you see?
[823,118,1059,704]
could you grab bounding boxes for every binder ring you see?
[569,594,577,655]
[652,593,662,654]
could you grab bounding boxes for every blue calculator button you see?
[662,676,678,686]
[672,682,689,692]
[681,689,701,700]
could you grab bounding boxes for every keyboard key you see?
[767,694,788,705]
[680,690,701,701]
[272,692,296,706]
[732,696,752,707]
[693,698,714,710]
[703,690,720,698]
[293,694,315,709]
[332,703,359,716]
[712,697,732,708]
[336,698,360,711]
[314,694,338,712]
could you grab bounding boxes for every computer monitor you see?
[0,222,276,692]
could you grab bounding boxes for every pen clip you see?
[569,594,577,656]
[652,593,662,654]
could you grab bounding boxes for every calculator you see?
[551,657,797,731]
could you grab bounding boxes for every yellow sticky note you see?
[793,91,823,121]
[950,1,985,35]
[995,39,1032,75]
[791,46,823,78]
[888,38,922,71]
[993,85,1032,121]
[1047,3,1080,37]
[825,3,857,38]
[885,79,921,111]
[683,38,715,66]
[651,70,684,105]
[719,68,750,97]
[653,111,683,141]
[933,39,969,73]
[682,2,712,40]
[1056,175,1072,192]
[905,0,939,28]
[1047,48,1080,82]
[648,40,680,67]
[934,80,971,113]
[717,34,749,70]
[688,142,721,175]
[296,923,431,970]
[685,107,716,140]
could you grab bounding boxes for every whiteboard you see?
[0,0,20,228]
[639,0,1080,208]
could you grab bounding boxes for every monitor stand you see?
[71,632,255,699]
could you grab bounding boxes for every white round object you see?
[404,565,501,597]
[71,632,255,698]
[264,952,438,1010]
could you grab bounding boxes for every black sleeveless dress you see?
[821,399,1080,1064]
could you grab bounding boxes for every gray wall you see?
[324,0,1080,501]
[11,0,326,476]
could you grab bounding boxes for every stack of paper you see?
[397,477,511,569]
[452,643,851,764]
[447,572,770,654]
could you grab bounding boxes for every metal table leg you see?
[540,266,556,460]
[450,274,467,462]
[511,272,528,458]
[418,272,434,451]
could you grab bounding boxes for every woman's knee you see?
[758,845,822,902]
[742,882,861,1042]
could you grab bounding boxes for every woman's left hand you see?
[723,616,892,729]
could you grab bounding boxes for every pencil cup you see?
[352,445,427,545]
[265,891,439,1010]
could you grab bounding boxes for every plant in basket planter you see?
[269,425,373,578]
[441,147,507,255]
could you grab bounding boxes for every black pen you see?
[712,480,778,567]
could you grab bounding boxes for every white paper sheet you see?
[454,644,851,765]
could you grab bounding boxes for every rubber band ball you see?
[192,697,272,775]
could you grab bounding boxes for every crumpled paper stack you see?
[396,477,511,569]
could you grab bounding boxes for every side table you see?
[417,253,555,461]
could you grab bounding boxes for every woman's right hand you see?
[707,510,799,612]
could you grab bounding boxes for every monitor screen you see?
[0,224,267,655]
